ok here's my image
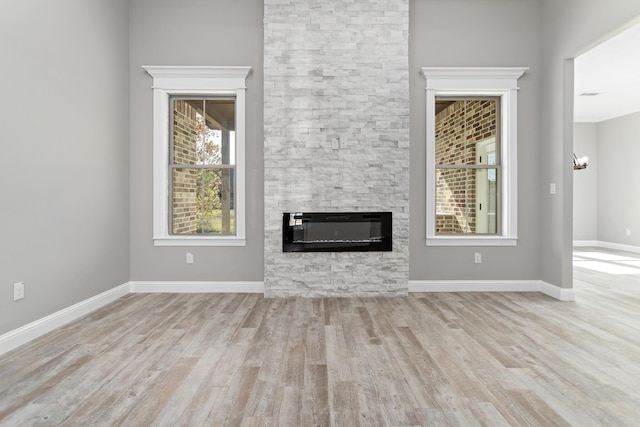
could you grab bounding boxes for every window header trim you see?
[143,65,251,77]
[422,67,527,90]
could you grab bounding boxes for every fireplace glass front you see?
[282,212,392,252]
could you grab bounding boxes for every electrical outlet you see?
[474,252,482,264]
[14,282,24,301]
[626,229,632,236]
[549,183,556,195]
[186,252,194,264]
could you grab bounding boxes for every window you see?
[143,66,251,246]
[434,97,500,235]
[422,67,527,246]
[170,97,236,236]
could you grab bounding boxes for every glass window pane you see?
[435,168,473,233]
[172,99,200,165]
[435,168,498,235]
[172,168,236,235]
[435,100,468,166]
[205,99,235,166]
[435,98,498,166]
[171,98,236,166]
[475,168,498,234]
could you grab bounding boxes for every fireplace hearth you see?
[283,212,392,252]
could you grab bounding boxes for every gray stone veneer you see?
[263,0,410,297]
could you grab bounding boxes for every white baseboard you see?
[573,240,640,254]
[596,241,640,254]
[0,282,131,357]
[129,281,265,294]
[409,280,575,301]
[573,240,599,247]
[538,281,576,301]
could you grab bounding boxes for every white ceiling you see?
[574,23,640,123]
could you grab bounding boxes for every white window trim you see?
[421,67,527,247]
[143,66,251,247]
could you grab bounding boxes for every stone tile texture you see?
[264,0,410,297]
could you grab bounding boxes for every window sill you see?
[426,236,517,247]
[154,237,246,247]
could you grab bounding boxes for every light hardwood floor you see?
[1,247,640,426]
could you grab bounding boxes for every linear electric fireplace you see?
[283,212,392,252]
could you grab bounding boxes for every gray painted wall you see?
[573,123,598,241]
[0,0,130,335]
[597,112,640,247]
[409,0,543,280]
[541,0,640,288]
[129,0,265,282]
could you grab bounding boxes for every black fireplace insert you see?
[282,212,392,252]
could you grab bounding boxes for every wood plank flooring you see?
[1,247,640,426]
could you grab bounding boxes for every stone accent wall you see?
[435,99,496,233]
[263,0,410,297]
[172,100,198,234]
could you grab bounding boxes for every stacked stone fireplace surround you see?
[263,0,410,297]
